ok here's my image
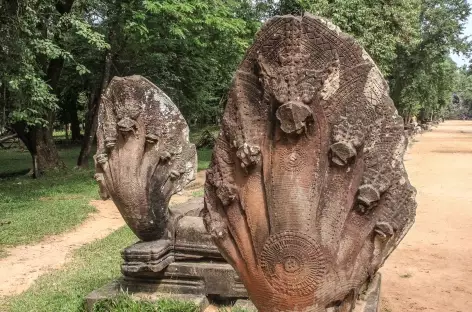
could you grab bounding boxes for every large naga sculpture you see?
[94,75,197,241]
[203,14,417,312]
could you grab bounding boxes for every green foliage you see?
[390,0,471,121]
[120,0,260,124]
[449,67,472,118]
[1,0,471,154]
[0,0,108,126]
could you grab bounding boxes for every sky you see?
[450,4,472,67]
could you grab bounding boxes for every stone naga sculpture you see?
[203,14,416,312]
[94,75,197,241]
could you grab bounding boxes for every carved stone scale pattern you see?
[94,75,197,241]
[203,14,417,312]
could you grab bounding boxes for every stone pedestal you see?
[119,199,247,298]
[86,199,247,311]
[86,199,381,312]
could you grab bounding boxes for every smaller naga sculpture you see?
[92,75,247,301]
[94,75,197,241]
[203,14,417,312]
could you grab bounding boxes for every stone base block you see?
[87,274,381,312]
[233,299,257,311]
[121,260,247,298]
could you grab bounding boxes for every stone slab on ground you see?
[87,274,381,312]
[233,299,257,311]
[85,280,210,312]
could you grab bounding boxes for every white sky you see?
[450,2,472,66]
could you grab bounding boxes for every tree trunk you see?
[1,85,6,133]
[77,50,113,168]
[10,0,75,177]
[13,60,65,175]
[12,122,64,178]
[77,90,100,168]
[70,108,81,141]
[65,124,69,140]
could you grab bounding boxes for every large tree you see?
[389,0,470,122]
[0,0,108,176]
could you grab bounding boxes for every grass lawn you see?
[5,226,136,312]
[0,146,98,257]
[197,148,212,171]
[93,297,199,312]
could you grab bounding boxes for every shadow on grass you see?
[0,169,30,179]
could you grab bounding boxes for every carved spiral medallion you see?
[260,232,326,296]
[277,144,309,172]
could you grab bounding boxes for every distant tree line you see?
[0,0,471,175]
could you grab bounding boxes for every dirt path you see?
[2,122,471,311]
[0,170,206,299]
[0,200,124,298]
[380,120,472,312]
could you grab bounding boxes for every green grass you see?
[189,125,217,172]
[197,148,212,171]
[4,226,136,312]
[4,226,203,312]
[192,189,204,197]
[93,296,198,312]
[0,139,210,255]
[1,127,213,308]
[189,125,219,144]
[0,148,31,176]
[0,146,98,255]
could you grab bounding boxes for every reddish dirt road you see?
[380,120,472,312]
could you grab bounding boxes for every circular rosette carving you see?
[260,232,326,296]
[276,143,310,173]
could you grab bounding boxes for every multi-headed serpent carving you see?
[94,75,197,241]
[203,14,416,312]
